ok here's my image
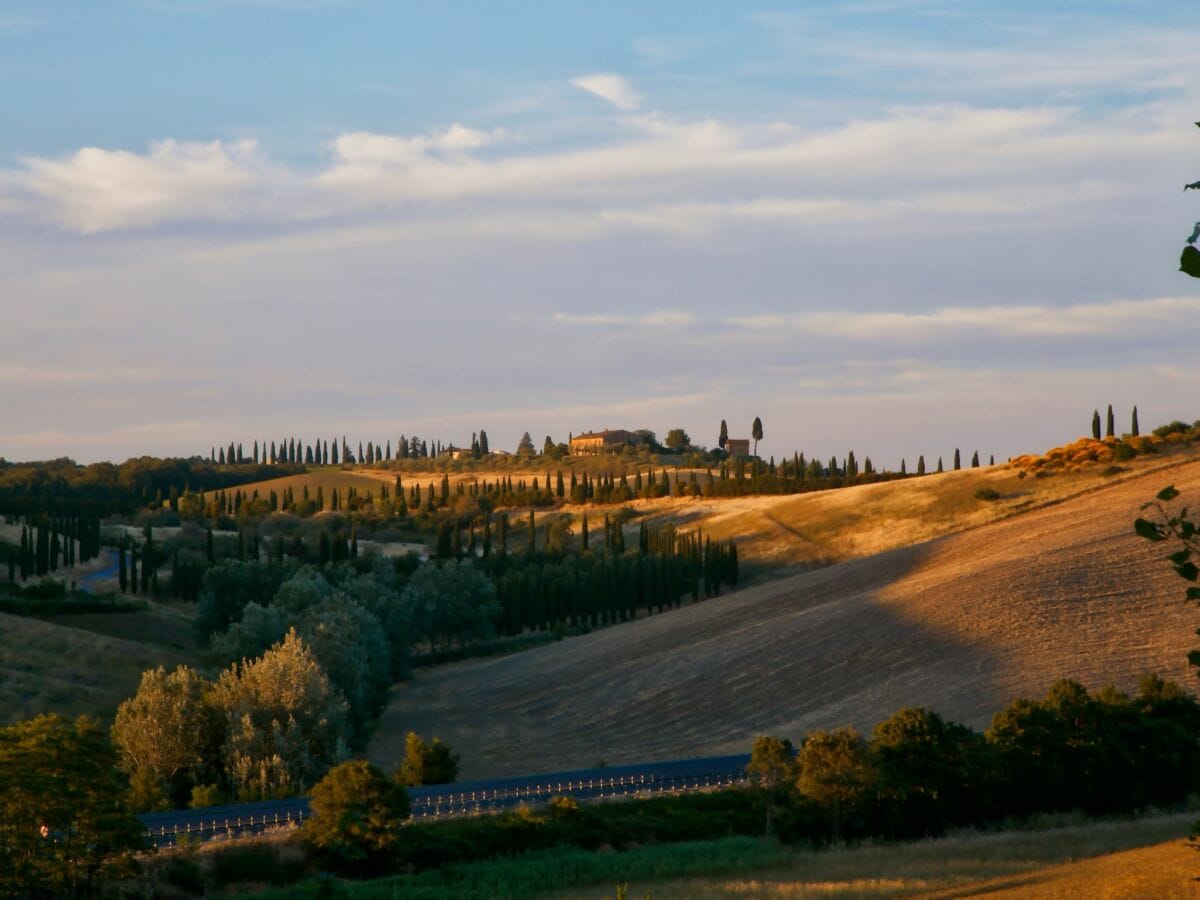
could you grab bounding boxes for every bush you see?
[305,760,411,876]
[974,488,1001,501]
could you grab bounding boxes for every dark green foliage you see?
[0,715,145,897]
[1132,405,1140,436]
[395,732,461,787]
[1092,409,1102,440]
[197,558,293,640]
[305,760,410,876]
[1181,244,1200,277]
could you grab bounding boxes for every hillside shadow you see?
[372,538,1016,779]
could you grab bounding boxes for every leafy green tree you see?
[0,715,144,897]
[796,727,873,840]
[746,735,796,835]
[398,560,499,655]
[296,597,392,741]
[209,602,287,666]
[394,732,460,787]
[664,428,691,453]
[871,707,985,838]
[111,666,223,810]
[210,629,350,800]
[304,759,410,876]
[517,432,536,455]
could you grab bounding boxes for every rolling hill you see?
[368,456,1200,779]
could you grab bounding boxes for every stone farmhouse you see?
[569,429,642,455]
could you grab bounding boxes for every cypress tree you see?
[917,455,926,475]
[1106,404,1115,439]
[350,526,358,559]
[18,527,27,581]
[900,459,907,475]
[971,450,980,468]
[718,419,728,450]
[937,456,944,473]
[953,449,961,470]
[499,513,508,556]
[581,513,589,552]
[1131,406,1140,437]
[1092,409,1102,440]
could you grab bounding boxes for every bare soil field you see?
[369,457,1200,778]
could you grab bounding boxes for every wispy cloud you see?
[553,311,696,327]
[724,297,1200,339]
[570,72,641,111]
[4,102,1180,235]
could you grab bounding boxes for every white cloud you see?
[570,72,641,111]
[17,138,265,232]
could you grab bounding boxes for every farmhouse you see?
[569,429,642,455]
[725,438,750,457]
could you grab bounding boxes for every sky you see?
[2,1,1200,466]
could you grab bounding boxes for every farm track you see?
[369,459,1200,779]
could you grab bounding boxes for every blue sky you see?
[2,2,1200,464]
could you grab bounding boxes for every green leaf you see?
[1175,562,1200,582]
[1169,550,1192,565]
[1135,518,1166,542]
[1182,246,1200,277]
[1185,587,1200,601]
[1158,485,1181,502]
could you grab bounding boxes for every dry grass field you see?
[368,455,1200,778]
[573,813,1199,899]
[206,441,1200,580]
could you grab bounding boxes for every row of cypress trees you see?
[9,516,103,582]
[1091,405,1139,440]
[208,431,484,467]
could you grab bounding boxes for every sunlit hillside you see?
[369,454,1200,778]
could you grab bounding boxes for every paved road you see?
[139,753,752,846]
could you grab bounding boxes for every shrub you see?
[974,488,1001,502]
[305,760,410,876]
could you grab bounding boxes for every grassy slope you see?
[368,453,1200,778]
[0,602,201,725]
[298,812,1193,899]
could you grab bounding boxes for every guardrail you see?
[142,766,749,847]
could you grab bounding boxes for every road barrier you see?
[142,756,751,847]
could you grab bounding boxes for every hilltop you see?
[368,454,1200,778]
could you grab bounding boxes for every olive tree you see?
[111,665,223,810]
[210,629,350,800]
